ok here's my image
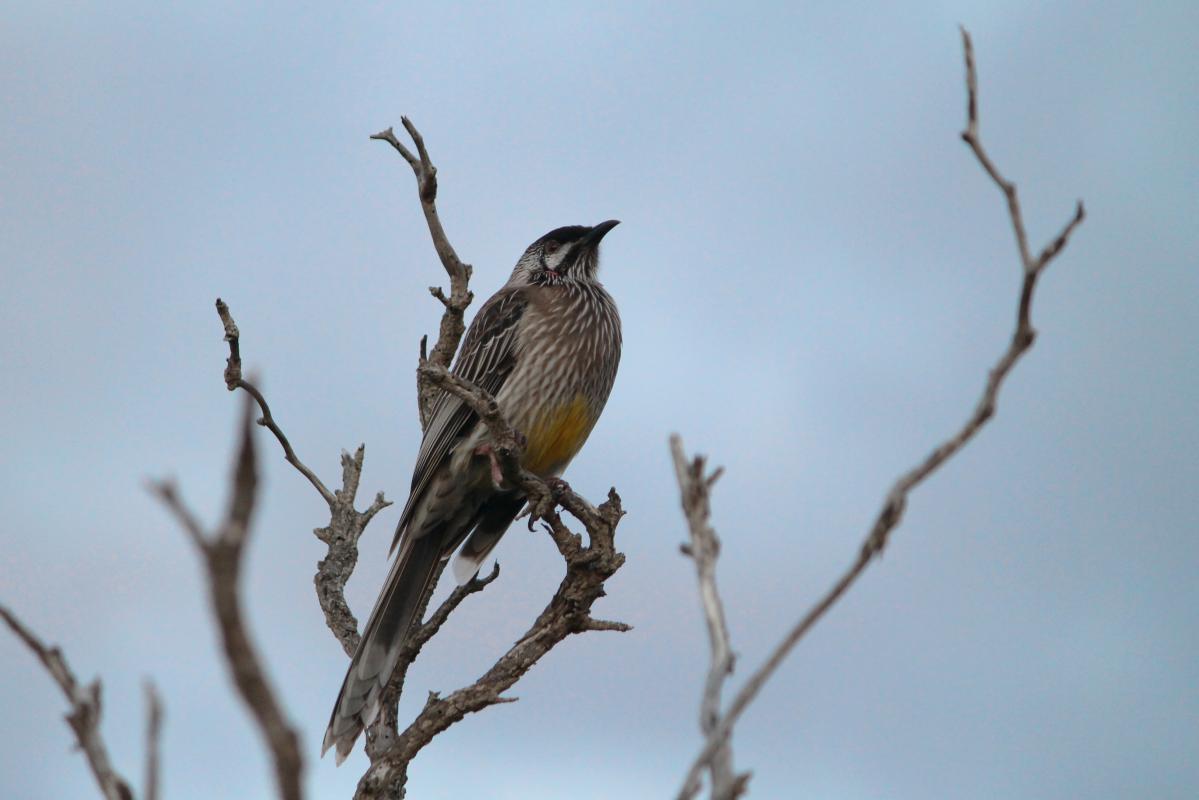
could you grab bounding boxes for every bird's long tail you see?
[322,534,443,764]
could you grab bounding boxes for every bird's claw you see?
[525,477,572,530]
[545,477,571,499]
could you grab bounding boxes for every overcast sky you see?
[2,2,1197,799]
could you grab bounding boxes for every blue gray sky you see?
[2,2,1197,799]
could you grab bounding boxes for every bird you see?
[323,220,622,763]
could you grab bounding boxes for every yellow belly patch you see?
[524,395,595,475]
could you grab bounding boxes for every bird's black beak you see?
[584,219,620,247]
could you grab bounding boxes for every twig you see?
[398,564,503,669]
[417,361,538,505]
[414,364,522,458]
[150,393,305,800]
[676,28,1085,799]
[216,298,335,506]
[212,299,391,658]
[671,436,746,800]
[312,447,391,656]
[0,605,135,800]
[143,681,163,800]
[371,119,475,429]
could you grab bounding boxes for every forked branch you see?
[214,298,391,658]
[356,497,627,800]
[671,437,746,800]
[675,27,1086,798]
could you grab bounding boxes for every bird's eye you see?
[543,240,560,255]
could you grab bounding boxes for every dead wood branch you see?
[214,298,391,658]
[671,437,746,800]
[371,119,474,430]
[355,495,627,800]
[675,28,1086,799]
[352,359,629,798]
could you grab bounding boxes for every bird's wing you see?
[392,287,528,551]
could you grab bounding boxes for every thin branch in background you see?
[143,681,163,800]
[675,27,1086,799]
[371,118,475,430]
[0,605,135,800]
[149,393,305,800]
[670,436,747,800]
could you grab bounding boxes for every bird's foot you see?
[525,477,573,530]
[475,443,506,489]
[475,430,528,490]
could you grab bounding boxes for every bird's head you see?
[511,220,620,286]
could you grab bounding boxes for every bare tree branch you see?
[0,605,135,800]
[371,119,475,430]
[143,681,163,800]
[217,298,335,506]
[150,393,305,800]
[355,495,628,800]
[356,117,500,766]
[363,562,502,762]
[675,28,1086,799]
[671,436,746,800]
[213,298,392,658]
